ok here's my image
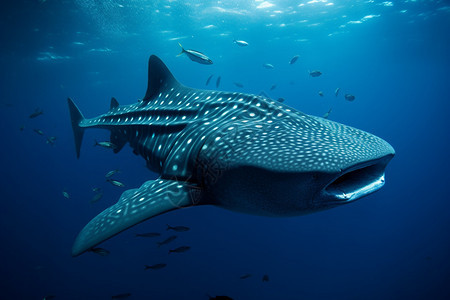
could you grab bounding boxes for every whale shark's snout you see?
[309,117,395,208]
[197,111,395,216]
[317,153,394,207]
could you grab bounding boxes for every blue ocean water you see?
[1,1,449,299]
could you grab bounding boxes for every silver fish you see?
[335,87,340,97]
[216,76,221,88]
[46,136,57,146]
[34,129,44,136]
[206,74,214,86]
[233,39,249,47]
[29,108,43,119]
[263,63,274,69]
[94,140,117,149]
[157,235,177,247]
[105,169,120,178]
[345,94,355,101]
[323,108,332,119]
[107,179,125,187]
[178,43,213,65]
[289,55,299,65]
[309,70,322,77]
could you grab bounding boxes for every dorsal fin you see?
[143,55,180,102]
[110,97,119,110]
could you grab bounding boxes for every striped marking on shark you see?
[68,55,395,256]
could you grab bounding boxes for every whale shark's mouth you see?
[323,156,392,203]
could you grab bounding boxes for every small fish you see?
[344,94,355,101]
[90,192,103,204]
[206,74,214,86]
[270,84,277,91]
[136,232,161,238]
[309,70,322,77]
[62,190,70,199]
[105,169,120,178]
[208,296,233,300]
[34,129,44,136]
[169,246,191,254]
[107,179,125,187]
[216,76,221,88]
[90,247,110,256]
[263,63,274,69]
[240,273,252,279]
[29,108,44,119]
[233,82,244,88]
[318,91,324,97]
[144,263,167,270]
[42,295,56,300]
[177,43,213,65]
[94,140,118,149]
[233,39,249,47]
[92,187,102,192]
[46,136,57,146]
[277,97,285,103]
[323,108,332,119]
[289,55,300,65]
[157,235,177,247]
[111,293,131,299]
[166,224,190,232]
[262,274,269,282]
[335,87,340,97]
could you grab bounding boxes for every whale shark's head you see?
[196,104,395,216]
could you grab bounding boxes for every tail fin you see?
[166,224,171,231]
[67,98,85,158]
[177,42,185,56]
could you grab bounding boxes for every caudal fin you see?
[67,98,85,158]
[177,42,185,56]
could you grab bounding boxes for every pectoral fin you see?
[72,179,202,256]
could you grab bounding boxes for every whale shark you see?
[68,55,395,256]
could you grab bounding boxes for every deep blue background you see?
[1,1,449,299]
